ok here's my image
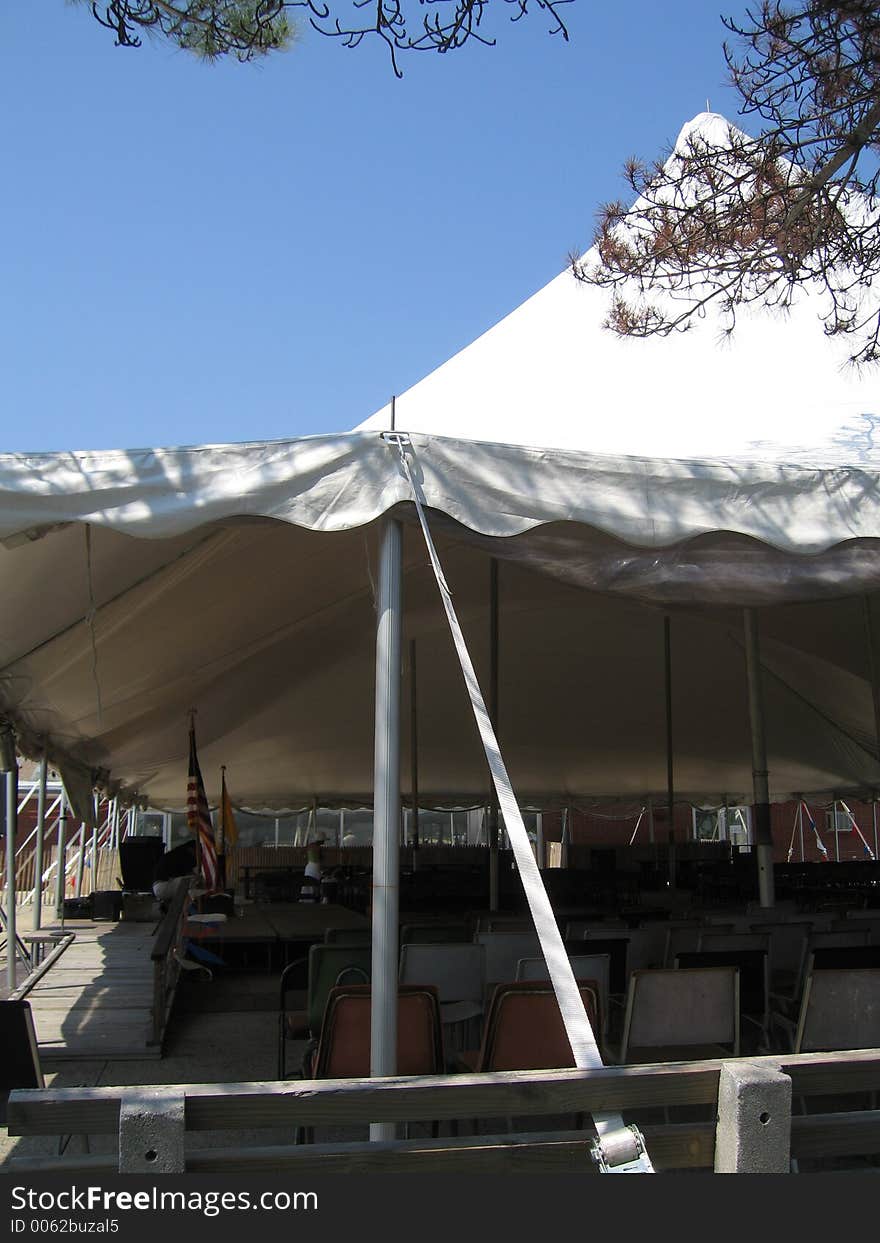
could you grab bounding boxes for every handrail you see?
[7,1048,880,1175]
[9,1048,880,1131]
[149,880,192,1047]
[151,880,191,962]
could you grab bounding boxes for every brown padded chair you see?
[458,979,601,1072]
[298,983,445,1143]
[308,983,445,1079]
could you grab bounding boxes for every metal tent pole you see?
[90,795,99,894]
[743,608,775,908]
[863,595,880,759]
[799,800,806,863]
[664,616,676,891]
[4,738,19,993]
[74,824,86,898]
[55,791,67,917]
[409,638,420,862]
[370,516,402,1141]
[488,558,500,911]
[33,754,48,932]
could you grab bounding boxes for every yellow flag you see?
[220,767,239,850]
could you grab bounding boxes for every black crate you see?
[91,890,122,921]
[62,896,93,919]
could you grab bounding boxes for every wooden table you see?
[182,903,369,970]
[263,903,369,941]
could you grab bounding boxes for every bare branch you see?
[75,0,572,70]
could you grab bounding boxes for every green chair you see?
[278,942,371,1078]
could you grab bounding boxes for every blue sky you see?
[1,2,741,452]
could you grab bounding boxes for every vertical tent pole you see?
[370,515,402,1140]
[536,811,544,870]
[863,595,880,759]
[862,597,880,862]
[664,616,676,891]
[75,824,86,898]
[834,799,841,863]
[799,800,806,863]
[743,608,775,908]
[409,638,420,861]
[722,796,729,849]
[55,790,67,917]
[275,818,280,848]
[33,754,48,932]
[90,795,99,894]
[5,752,18,994]
[488,558,499,911]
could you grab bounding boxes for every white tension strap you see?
[385,432,653,1174]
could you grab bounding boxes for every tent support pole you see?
[409,638,420,865]
[33,754,48,931]
[743,608,775,908]
[90,795,99,893]
[75,824,85,899]
[862,595,880,761]
[370,515,402,1140]
[488,558,500,912]
[6,761,19,993]
[664,616,676,891]
[799,800,805,863]
[55,792,67,917]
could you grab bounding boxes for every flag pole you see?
[189,710,203,915]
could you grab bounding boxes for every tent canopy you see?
[2,111,879,813]
[1,429,880,812]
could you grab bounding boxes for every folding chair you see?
[300,984,444,1142]
[399,942,486,1062]
[516,953,611,1036]
[278,942,371,1077]
[619,967,740,1064]
[458,980,600,1071]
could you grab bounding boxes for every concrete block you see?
[119,1089,185,1173]
[714,1060,791,1173]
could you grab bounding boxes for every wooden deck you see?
[23,919,160,1062]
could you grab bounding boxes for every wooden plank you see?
[791,1110,880,1159]
[8,1063,721,1135]
[17,913,159,1058]
[11,1051,880,1139]
[264,904,369,939]
[8,1124,714,1176]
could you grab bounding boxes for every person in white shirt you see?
[300,844,323,903]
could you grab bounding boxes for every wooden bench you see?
[7,1049,880,1174]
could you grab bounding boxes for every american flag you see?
[187,724,219,891]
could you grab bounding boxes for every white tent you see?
[1,113,879,818]
[359,112,877,468]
